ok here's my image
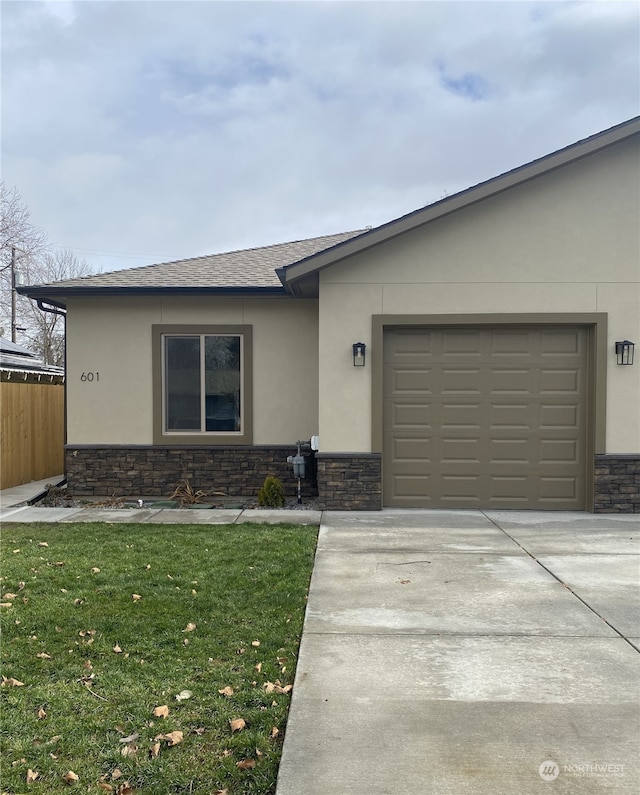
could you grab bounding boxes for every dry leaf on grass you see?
[63,770,79,784]
[153,705,169,718]
[26,769,39,783]
[120,744,138,758]
[2,593,16,600]
[91,567,101,574]
[118,733,139,744]
[113,644,122,653]
[229,718,246,733]
[218,686,234,697]
[132,594,142,601]
[2,676,25,687]
[97,783,114,792]
[175,689,192,701]
[270,726,279,739]
[236,758,256,770]
[183,622,196,632]
[37,707,47,719]
[0,602,13,608]
[251,640,260,647]
[37,652,52,660]
[149,742,161,759]
[38,541,49,547]
[155,731,183,746]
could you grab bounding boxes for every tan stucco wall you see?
[318,136,640,453]
[66,296,318,445]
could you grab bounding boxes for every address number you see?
[80,372,100,382]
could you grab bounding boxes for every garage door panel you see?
[539,368,582,393]
[383,326,588,510]
[539,403,580,428]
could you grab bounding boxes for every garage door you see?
[383,326,588,510]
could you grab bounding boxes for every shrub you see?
[258,475,285,508]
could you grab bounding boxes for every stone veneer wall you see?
[65,445,317,502]
[315,453,382,510]
[594,455,640,513]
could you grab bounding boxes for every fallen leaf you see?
[38,541,49,547]
[37,707,47,719]
[270,726,279,739]
[91,567,101,574]
[156,730,183,746]
[120,744,138,758]
[0,602,13,608]
[193,727,205,735]
[153,705,169,718]
[2,593,16,600]
[132,594,142,602]
[63,770,79,784]
[149,742,161,759]
[183,622,196,632]
[113,644,122,654]
[229,718,246,733]
[98,784,114,792]
[119,733,139,744]
[18,581,26,590]
[27,769,39,783]
[251,640,260,647]
[2,676,25,687]
[37,652,52,660]
[115,782,135,795]
[111,768,123,780]
[236,758,256,770]
[254,662,262,673]
[83,660,93,671]
[13,757,28,766]
[218,686,234,697]
[175,689,192,701]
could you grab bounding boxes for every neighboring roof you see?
[279,115,640,296]
[18,230,367,306]
[0,337,64,381]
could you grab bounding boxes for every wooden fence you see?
[0,380,65,489]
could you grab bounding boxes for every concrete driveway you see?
[276,510,640,794]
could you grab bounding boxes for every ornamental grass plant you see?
[0,521,317,794]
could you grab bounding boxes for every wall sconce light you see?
[352,342,366,367]
[615,340,635,366]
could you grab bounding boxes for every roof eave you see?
[17,285,288,307]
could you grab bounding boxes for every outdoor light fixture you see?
[352,342,366,367]
[615,340,635,366]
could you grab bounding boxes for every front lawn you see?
[0,521,318,794]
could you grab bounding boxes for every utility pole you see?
[10,246,16,342]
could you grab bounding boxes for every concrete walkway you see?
[0,478,321,526]
[276,510,640,794]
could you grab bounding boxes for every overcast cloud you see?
[2,0,639,273]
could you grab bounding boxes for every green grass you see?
[0,522,318,794]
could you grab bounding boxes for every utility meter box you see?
[287,454,306,479]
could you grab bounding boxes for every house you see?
[0,337,65,488]
[19,117,640,512]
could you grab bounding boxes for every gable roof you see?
[278,115,640,296]
[18,230,367,307]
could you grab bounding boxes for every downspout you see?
[37,300,68,484]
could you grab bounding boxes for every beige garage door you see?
[383,326,588,510]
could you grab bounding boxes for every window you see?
[153,325,252,445]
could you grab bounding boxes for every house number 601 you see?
[80,372,100,382]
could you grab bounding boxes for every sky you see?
[2,0,639,275]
